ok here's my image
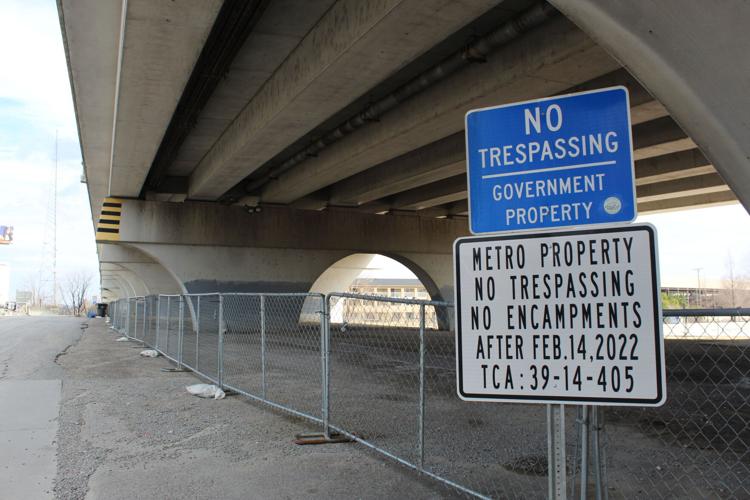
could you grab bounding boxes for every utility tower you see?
[40,132,59,306]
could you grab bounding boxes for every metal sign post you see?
[548,404,567,499]
[459,87,663,498]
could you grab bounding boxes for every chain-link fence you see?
[106,295,749,499]
[602,309,750,499]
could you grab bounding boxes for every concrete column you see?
[550,0,750,213]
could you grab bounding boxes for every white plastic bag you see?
[186,384,226,400]
[115,336,129,342]
[139,349,159,357]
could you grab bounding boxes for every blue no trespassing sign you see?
[465,87,636,234]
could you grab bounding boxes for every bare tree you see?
[727,252,739,307]
[62,270,93,316]
[20,273,45,307]
[719,251,750,308]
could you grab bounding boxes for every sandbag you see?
[186,384,226,400]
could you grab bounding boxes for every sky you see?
[364,203,750,289]
[1,1,749,302]
[0,0,99,301]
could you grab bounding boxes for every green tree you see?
[661,292,686,309]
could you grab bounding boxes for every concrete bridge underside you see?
[58,0,750,300]
[101,200,462,302]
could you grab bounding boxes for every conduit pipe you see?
[237,2,558,200]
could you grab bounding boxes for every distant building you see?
[349,277,431,300]
[339,277,437,328]
[661,286,723,308]
[15,290,32,304]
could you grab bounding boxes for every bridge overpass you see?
[57,0,750,302]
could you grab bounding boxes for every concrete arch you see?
[383,253,447,302]
[308,252,452,329]
[99,244,183,299]
[307,252,446,302]
[131,243,353,295]
[101,271,135,300]
[550,0,750,212]
[100,272,135,300]
[100,265,149,297]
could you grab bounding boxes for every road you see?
[0,315,83,499]
[0,315,452,499]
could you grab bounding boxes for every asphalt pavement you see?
[0,315,83,499]
[0,315,454,499]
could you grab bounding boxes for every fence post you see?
[178,296,184,368]
[152,297,155,343]
[166,296,171,355]
[418,303,426,469]
[218,294,225,388]
[196,295,201,373]
[135,300,139,340]
[147,298,151,347]
[156,296,161,351]
[261,294,267,399]
[321,294,331,439]
[548,404,567,499]
[142,299,147,342]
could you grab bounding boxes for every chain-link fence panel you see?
[127,297,136,338]
[151,297,159,348]
[181,295,199,372]
[423,313,559,499]
[114,299,126,333]
[326,294,583,499]
[196,294,221,383]
[108,300,115,328]
[154,296,164,351]
[144,295,157,348]
[264,294,324,420]
[116,299,124,333]
[328,294,425,467]
[123,299,129,334]
[221,294,263,396]
[602,310,750,499]
[109,300,118,330]
[134,298,146,341]
[164,295,181,362]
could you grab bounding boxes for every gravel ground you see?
[110,305,750,499]
[54,319,456,499]
[165,325,750,499]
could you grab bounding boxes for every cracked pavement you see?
[0,315,83,499]
[0,316,454,499]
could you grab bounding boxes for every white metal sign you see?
[454,224,665,406]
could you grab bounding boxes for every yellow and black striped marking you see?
[96,198,122,242]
